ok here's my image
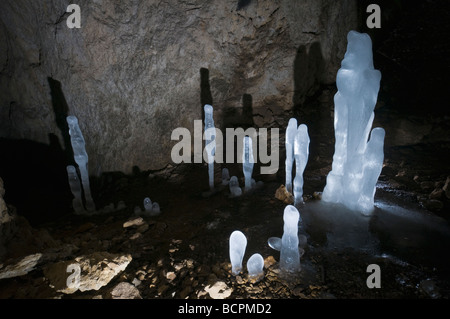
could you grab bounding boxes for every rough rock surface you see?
[0,0,357,174]
[110,282,142,299]
[43,251,132,294]
[0,177,14,258]
[0,253,42,280]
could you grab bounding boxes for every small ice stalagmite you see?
[204,104,216,191]
[222,168,230,186]
[151,202,161,215]
[285,118,297,193]
[66,165,86,214]
[229,230,247,275]
[242,136,254,192]
[143,197,152,212]
[142,197,161,216]
[67,115,96,212]
[293,124,310,206]
[279,205,301,273]
[229,176,242,197]
[247,253,264,282]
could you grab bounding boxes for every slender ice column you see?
[229,176,242,197]
[67,115,96,212]
[204,104,216,191]
[242,136,254,192]
[279,205,301,273]
[322,30,384,214]
[247,253,264,282]
[358,127,385,214]
[66,165,86,214]
[293,124,310,206]
[285,118,297,193]
[229,230,247,275]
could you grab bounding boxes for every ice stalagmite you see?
[66,165,85,214]
[293,124,310,206]
[229,176,242,197]
[204,104,216,191]
[142,197,161,216]
[143,197,152,212]
[358,127,385,212]
[285,118,297,193]
[229,230,247,275]
[322,30,384,215]
[242,136,254,192]
[279,205,301,273]
[247,253,264,282]
[67,115,96,212]
[222,168,230,186]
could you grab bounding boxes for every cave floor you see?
[1,156,449,299]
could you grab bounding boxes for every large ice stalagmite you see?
[204,104,216,191]
[285,118,297,193]
[322,30,385,215]
[279,205,301,273]
[293,124,310,206]
[66,165,86,214]
[242,136,254,192]
[67,115,96,212]
[229,230,247,275]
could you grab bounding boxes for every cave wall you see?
[0,0,357,175]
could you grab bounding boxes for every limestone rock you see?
[202,280,232,299]
[0,0,357,175]
[110,282,142,299]
[275,185,294,204]
[0,177,6,216]
[0,253,42,279]
[425,199,444,212]
[44,251,132,294]
[123,216,145,228]
[443,176,450,199]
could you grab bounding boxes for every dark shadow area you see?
[47,77,74,166]
[292,42,332,169]
[200,68,213,122]
[220,93,261,179]
[357,0,450,116]
[236,0,252,11]
[0,138,73,226]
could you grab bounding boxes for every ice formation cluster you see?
[285,119,310,205]
[322,30,385,215]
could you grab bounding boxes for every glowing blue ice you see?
[204,104,216,191]
[247,253,264,282]
[242,136,254,192]
[279,205,301,273]
[229,230,247,275]
[322,30,385,215]
[293,124,310,205]
[285,118,297,193]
